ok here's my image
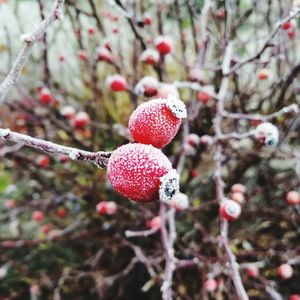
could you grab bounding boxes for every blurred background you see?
[0,0,299,299]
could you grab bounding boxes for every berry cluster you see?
[107,96,187,204]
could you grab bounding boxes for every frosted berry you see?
[134,76,159,97]
[32,210,44,222]
[37,155,50,168]
[170,192,189,210]
[231,183,246,194]
[157,84,180,99]
[107,143,179,202]
[128,97,187,148]
[155,36,172,55]
[96,201,117,215]
[140,49,159,65]
[282,21,292,30]
[41,224,51,235]
[200,135,214,146]
[290,295,300,300]
[60,105,75,119]
[286,191,300,205]
[96,46,115,63]
[258,68,269,80]
[187,133,200,147]
[147,216,161,230]
[143,13,152,26]
[245,265,259,278]
[107,74,127,92]
[277,264,293,279]
[204,279,217,292]
[255,122,279,146]
[188,68,205,83]
[73,111,90,129]
[39,87,52,105]
[219,199,241,221]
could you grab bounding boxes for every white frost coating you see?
[69,149,79,160]
[165,95,187,119]
[0,128,11,139]
[255,122,279,146]
[159,169,180,202]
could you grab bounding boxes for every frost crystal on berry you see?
[159,169,180,202]
[165,95,187,119]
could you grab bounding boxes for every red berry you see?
[58,155,69,164]
[258,68,269,80]
[56,207,67,218]
[96,201,117,215]
[134,76,159,97]
[107,74,127,92]
[140,49,159,65]
[187,133,200,147]
[107,143,179,202]
[231,183,246,194]
[143,13,152,26]
[277,264,293,279]
[155,36,172,55]
[41,224,51,235]
[219,199,241,221]
[39,87,52,105]
[96,47,115,63]
[290,295,300,300]
[37,155,50,168]
[60,105,75,119]
[288,29,296,39]
[286,191,300,205]
[245,265,259,278]
[73,111,90,129]
[204,279,217,292]
[32,210,44,222]
[128,97,187,148]
[87,27,96,35]
[197,91,211,104]
[79,50,88,62]
[147,216,161,230]
[191,169,199,178]
[282,21,292,30]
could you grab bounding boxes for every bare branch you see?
[0,0,65,103]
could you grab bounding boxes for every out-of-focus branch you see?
[0,0,65,103]
[213,42,249,300]
[0,128,111,168]
[228,8,300,74]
